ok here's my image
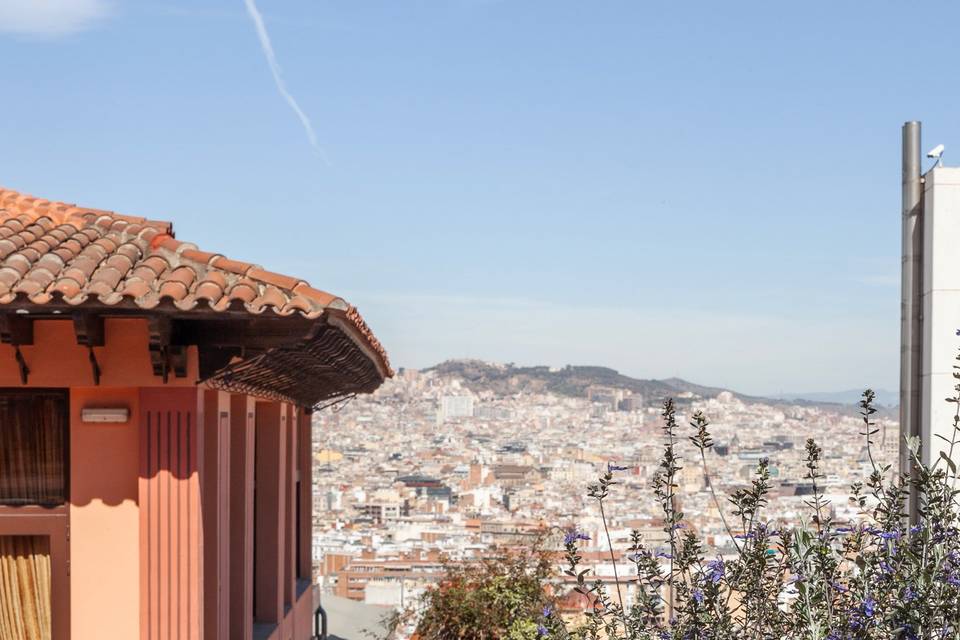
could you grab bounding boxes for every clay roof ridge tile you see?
[208,255,258,277]
[180,247,223,267]
[136,226,161,243]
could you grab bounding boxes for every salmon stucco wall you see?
[70,387,141,640]
[0,318,199,388]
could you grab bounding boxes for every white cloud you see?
[0,0,112,36]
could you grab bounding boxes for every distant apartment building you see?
[333,551,446,603]
[492,464,541,487]
[618,395,645,412]
[478,520,544,546]
[587,385,623,409]
[439,394,475,421]
[358,489,408,524]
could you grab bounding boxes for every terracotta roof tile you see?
[0,186,392,377]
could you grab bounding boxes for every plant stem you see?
[598,497,628,634]
[700,449,740,553]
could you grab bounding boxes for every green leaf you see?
[907,435,921,455]
[940,450,958,474]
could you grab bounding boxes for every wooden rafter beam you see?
[72,313,105,347]
[148,316,171,382]
[0,314,34,346]
[171,317,315,350]
[198,346,242,380]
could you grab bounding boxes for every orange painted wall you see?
[0,318,198,388]
[26,317,198,640]
[139,387,204,640]
[0,317,316,639]
[70,387,141,640]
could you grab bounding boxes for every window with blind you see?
[0,392,68,507]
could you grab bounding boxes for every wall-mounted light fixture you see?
[81,407,130,423]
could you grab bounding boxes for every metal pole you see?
[901,121,923,522]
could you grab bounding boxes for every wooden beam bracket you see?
[72,314,105,385]
[148,317,171,382]
[14,345,28,385]
[170,346,188,379]
[73,313,105,347]
[88,346,101,386]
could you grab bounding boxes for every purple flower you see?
[831,582,849,593]
[537,624,549,637]
[947,573,960,587]
[607,462,630,472]
[656,552,673,559]
[563,529,590,546]
[692,589,704,605]
[862,597,877,618]
[542,606,552,618]
[910,524,923,535]
[904,586,918,601]
[879,560,893,575]
[880,530,901,540]
[705,559,725,584]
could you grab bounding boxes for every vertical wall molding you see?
[253,401,285,625]
[284,404,296,607]
[298,409,313,581]
[229,394,255,640]
[202,391,231,640]
[139,387,204,640]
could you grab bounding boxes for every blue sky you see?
[1,1,957,396]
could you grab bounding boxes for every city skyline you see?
[5,2,960,394]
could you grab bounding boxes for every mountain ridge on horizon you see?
[419,358,889,411]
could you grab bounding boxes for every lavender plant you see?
[541,360,960,640]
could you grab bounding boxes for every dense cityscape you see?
[309,362,899,631]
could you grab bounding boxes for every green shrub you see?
[409,542,556,640]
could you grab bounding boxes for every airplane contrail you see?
[242,0,320,152]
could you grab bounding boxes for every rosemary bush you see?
[539,381,960,640]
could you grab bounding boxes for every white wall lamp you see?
[81,407,130,423]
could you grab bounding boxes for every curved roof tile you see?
[0,186,392,377]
